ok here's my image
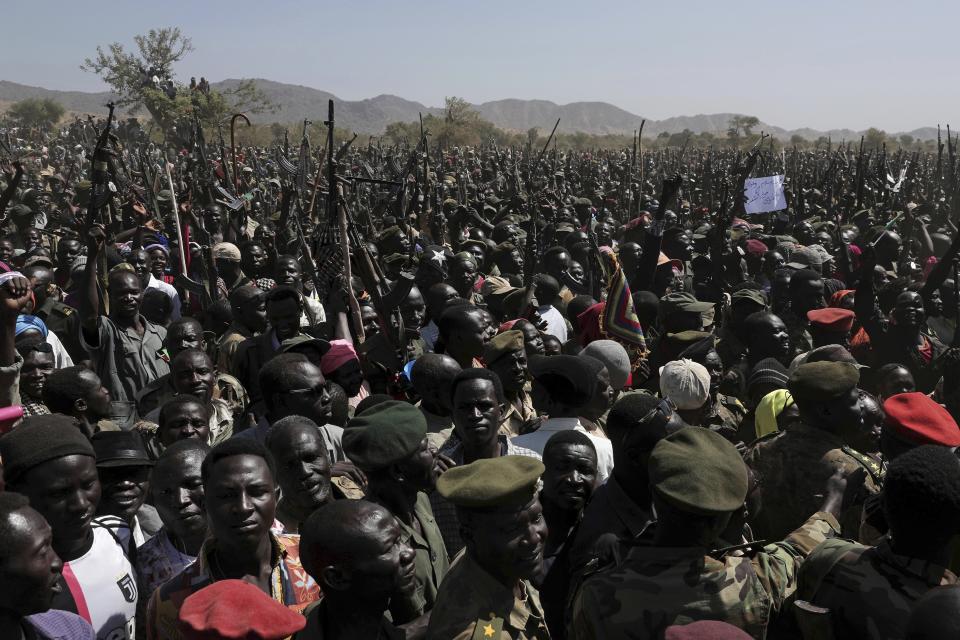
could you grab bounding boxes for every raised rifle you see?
[85,102,116,311]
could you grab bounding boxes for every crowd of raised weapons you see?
[2,103,958,308]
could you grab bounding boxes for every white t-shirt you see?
[510,416,614,484]
[59,517,138,640]
[538,305,568,343]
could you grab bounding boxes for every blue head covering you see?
[15,315,48,338]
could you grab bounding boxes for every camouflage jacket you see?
[743,423,880,541]
[569,512,840,640]
[796,538,957,640]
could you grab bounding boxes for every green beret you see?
[573,197,593,208]
[788,361,859,403]
[484,330,525,365]
[665,330,713,346]
[9,203,32,217]
[452,251,478,271]
[157,189,173,203]
[459,239,487,253]
[731,289,767,308]
[442,198,459,211]
[649,428,748,515]
[342,401,427,470]
[493,242,517,256]
[383,253,408,267]
[381,226,402,240]
[437,455,544,510]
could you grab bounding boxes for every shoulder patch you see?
[471,615,503,639]
[841,445,885,484]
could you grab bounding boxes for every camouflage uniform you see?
[569,512,840,640]
[426,552,549,640]
[704,394,747,443]
[796,538,957,640]
[743,423,880,541]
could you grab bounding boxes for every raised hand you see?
[0,274,31,321]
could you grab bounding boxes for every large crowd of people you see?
[0,106,959,640]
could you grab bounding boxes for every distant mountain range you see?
[0,78,943,142]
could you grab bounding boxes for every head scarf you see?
[754,389,794,439]
[320,339,359,375]
[15,314,48,338]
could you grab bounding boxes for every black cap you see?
[91,431,154,468]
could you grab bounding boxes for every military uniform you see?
[570,512,840,640]
[796,538,957,640]
[500,387,537,437]
[342,402,451,621]
[744,423,879,541]
[703,393,747,443]
[34,297,84,362]
[428,456,551,640]
[390,492,451,619]
[427,552,549,640]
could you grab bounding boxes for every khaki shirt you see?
[390,492,450,619]
[499,387,537,437]
[426,552,549,640]
[80,314,168,429]
[217,321,254,374]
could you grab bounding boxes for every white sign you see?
[743,174,786,214]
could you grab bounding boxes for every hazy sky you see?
[3,0,956,132]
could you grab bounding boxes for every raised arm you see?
[79,225,106,337]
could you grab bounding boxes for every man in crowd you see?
[1,416,137,638]
[145,439,320,638]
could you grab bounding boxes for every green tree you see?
[7,98,65,130]
[81,27,273,143]
[899,134,915,148]
[790,134,807,147]
[728,115,760,139]
[863,127,887,150]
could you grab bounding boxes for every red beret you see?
[883,392,960,447]
[179,580,307,639]
[665,621,753,639]
[806,307,855,333]
[745,239,768,257]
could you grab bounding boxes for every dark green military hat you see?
[380,225,402,240]
[788,361,859,403]
[383,253,408,268]
[731,288,767,309]
[572,197,593,208]
[484,330,524,365]
[437,455,544,509]
[649,427,748,515]
[342,401,427,470]
[664,330,713,346]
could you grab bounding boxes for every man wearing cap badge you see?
[570,428,844,639]
[427,456,550,639]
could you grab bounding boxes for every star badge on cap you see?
[431,249,446,266]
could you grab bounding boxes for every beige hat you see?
[212,242,241,262]
[659,358,710,410]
